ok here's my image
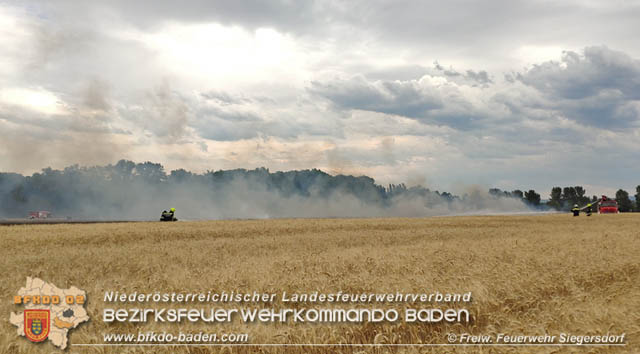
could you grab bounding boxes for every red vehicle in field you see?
[598,196,619,214]
[28,211,52,219]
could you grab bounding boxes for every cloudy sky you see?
[1,0,639,196]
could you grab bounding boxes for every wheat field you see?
[1,214,639,353]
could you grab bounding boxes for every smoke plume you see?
[0,161,535,220]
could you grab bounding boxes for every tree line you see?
[489,185,640,212]
[0,160,471,218]
[0,160,638,217]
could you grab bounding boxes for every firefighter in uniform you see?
[571,204,580,216]
[161,208,177,221]
[585,203,592,216]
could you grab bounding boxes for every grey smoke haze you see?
[172,180,531,220]
[134,180,531,220]
[0,162,533,220]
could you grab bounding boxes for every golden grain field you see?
[1,214,639,353]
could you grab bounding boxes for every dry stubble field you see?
[1,214,639,353]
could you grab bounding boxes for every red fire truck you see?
[28,211,52,219]
[598,196,619,214]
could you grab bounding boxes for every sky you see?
[1,0,639,197]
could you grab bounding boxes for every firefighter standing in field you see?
[585,203,592,216]
[572,204,580,216]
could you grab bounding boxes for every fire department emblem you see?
[24,309,50,342]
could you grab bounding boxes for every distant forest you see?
[0,160,638,218]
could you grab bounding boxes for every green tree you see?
[616,189,633,212]
[511,190,524,199]
[635,185,640,212]
[134,162,166,184]
[525,190,541,206]
[548,187,562,210]
[574,186,589,206]
[562,187,577,210]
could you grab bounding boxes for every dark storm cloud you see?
[516,46,640,129]
[199,94,262,123]
[518,47,640,100]
[558,92,639,129]
[310,46,640,137]
[464,70,493,86]
[308,75,491,130]
[192,100,265,141]
[191,90,321,141]
[434,63,493,87]
[309,76,443,119]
